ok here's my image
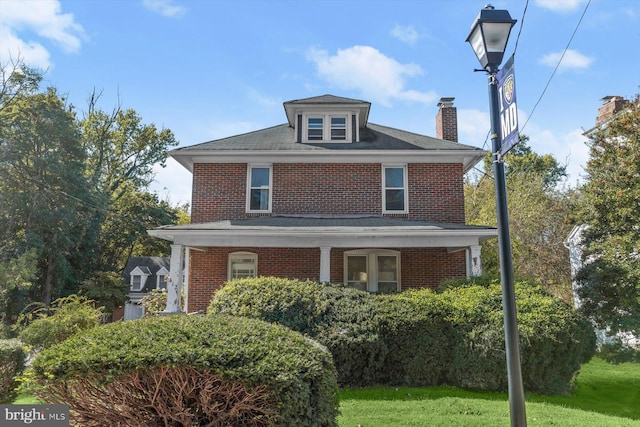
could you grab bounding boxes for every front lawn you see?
[337,357,640,426]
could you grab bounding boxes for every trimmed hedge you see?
[209,277,596,394]
[31,314,339,427]
[0,339,26,403]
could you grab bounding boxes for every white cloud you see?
[535,0,586,13]
[458,108,490,148]
[306,45,436,106]
[142,0,186,18]
[390,24,419,45]
[539,49,594,72]
[0,0,84,68]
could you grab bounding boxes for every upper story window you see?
[228,252,258,280]
[330,117,346,140]
[382,165,408,213]
[247,165,272,212]
[303,113,351,143]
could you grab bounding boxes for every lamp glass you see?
[468,24,486,63]
[482,22,512,53]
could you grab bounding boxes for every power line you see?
[520,0,592,133]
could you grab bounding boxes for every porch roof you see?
[148,215,497,249]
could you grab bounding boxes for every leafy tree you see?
[465,140,576,301]
[577,95,640,336]
[79,94,179,272]
[79,271,128,315]
[0,86,93,307]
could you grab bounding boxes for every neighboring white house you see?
[118,257,170,321]
[565,225,639,348]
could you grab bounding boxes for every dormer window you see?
[302,113,352,143]
[129,266,151,291]
[331,117,346,140]
[308,117,324,140]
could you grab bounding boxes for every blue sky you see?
[1,0,639,206]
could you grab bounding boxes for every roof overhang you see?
[148,222,497,249]
[169,149,488,174]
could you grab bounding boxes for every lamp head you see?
[466,5,517,72]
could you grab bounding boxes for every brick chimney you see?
[596,96,628,125]
[436,97,458,142]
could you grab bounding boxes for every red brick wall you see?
[187,247,467,312]
[191,163,465,223]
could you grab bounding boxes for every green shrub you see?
[402,282,596,394]
[0,339,26,403]
[16,295,103,350]
[31,314,339,427]
[313,285,387,386]
[209,277,595,394]
[209,277,329,335]
[209,280,387,386]
[373,295,451,386]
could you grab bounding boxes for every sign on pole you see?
[497,55,519,155]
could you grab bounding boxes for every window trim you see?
[302,112,352,143]
[343,249,401,293]
[228,252,258,281]
[246,164,272,213]
[382,164,408,214]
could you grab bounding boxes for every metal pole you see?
[486,65,527,427]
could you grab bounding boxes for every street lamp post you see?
[466,5,527,427]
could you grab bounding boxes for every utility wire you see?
[520,0,592,133]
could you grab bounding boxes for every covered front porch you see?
[148,216,497,313]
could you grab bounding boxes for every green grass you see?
[13,357,640,426]
[337,358,640,426]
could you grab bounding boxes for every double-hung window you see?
[382,165,408,213]
[344,250,400,293]
[247,165,272,212]
[330,116,347,140]
[304,114,350,142]
[307,117,324,140]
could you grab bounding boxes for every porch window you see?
[228,252,258,280]
[344,250,400,293]
[383,165,408,213]
[247,165,272,212]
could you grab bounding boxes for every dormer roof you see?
[283,94,371,128]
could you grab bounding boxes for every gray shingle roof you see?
[171,122,482,153]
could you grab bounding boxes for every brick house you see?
[149,95,497,313]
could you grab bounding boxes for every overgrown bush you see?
[210,277,596,394]
[209,279,451,387]
[373,295,451,386]
[209,277,329,334]
[30,314,339,427]
[402,281,596,394]
[15,295,103,350]
[0,339,26,403]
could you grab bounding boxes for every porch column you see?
[467,245,483,278]
[163,244,184,314]
[319,246,331,282]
